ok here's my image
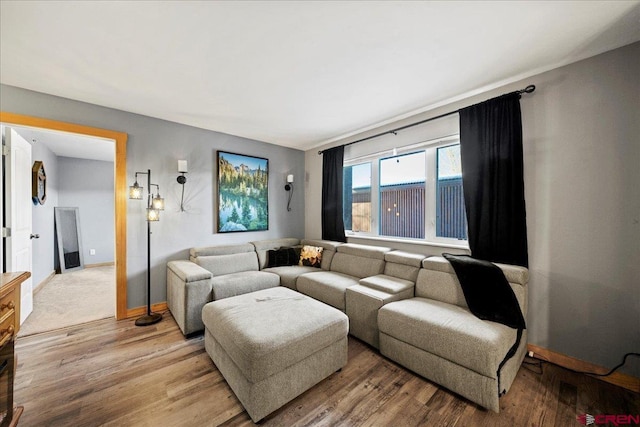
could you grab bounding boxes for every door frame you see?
[0,111,128,320]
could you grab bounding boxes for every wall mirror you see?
[54,207,84,273]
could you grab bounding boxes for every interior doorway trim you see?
[0,111,128,320]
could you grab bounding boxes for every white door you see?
[5,127,33,324]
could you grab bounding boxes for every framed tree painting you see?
[217,151,269,232]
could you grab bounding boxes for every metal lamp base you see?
[135,312,162,326]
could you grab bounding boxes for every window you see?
[343,138,467,244]
[343,163,371,232]
[436,145,467,240]
[379,152,425,239]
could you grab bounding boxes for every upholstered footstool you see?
[202,287,349,423]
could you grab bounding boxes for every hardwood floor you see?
[14,314,639,426]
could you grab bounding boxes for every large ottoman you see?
[202,287,349,422]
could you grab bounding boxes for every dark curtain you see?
[459,92,529,267]
[321,146,346,242]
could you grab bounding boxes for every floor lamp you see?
[129,169,164,326]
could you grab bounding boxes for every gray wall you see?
[307,42,640,375]
[30,140,59,287]
[0,86,306,308]
[57,157,114,265]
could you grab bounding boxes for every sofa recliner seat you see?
[378,256,529,412]
[202,287,348,423]
[378,298,521,378]
[167,243,280,335]
[167,238,342,335]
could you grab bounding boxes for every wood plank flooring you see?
[14,314,639,426]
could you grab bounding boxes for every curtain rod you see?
[318,84,536,155]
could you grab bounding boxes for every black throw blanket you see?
[442,253,526,396]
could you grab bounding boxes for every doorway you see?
[1,111,128,320]
[10,125,115,334]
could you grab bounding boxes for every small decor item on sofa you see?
[299,245,323,268]
[267,247,299,267]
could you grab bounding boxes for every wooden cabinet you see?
[0,272,27,427]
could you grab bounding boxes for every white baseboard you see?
[85,262,115,268]
[527,344,639,393]
[33,270,56,296]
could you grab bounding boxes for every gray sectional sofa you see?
[166,237,529,413]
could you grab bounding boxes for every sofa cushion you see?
[330,252,385,279]
[416,260,527,315]
[415,268,468,308]
[251,238,301,269]
[299,245,323,267]
[336,243,389,260]
[266,248,299,268]
[196,251,259,277]
[261,265,319,289]
[442,253,525,329]
[382,250,424,282]
[385,250,425,267]
[191,243,255,258]
[422,256,528,285]
[301,239,341,270]
[383,263,420,282]
[359,274,415,295]
[296,271,359,310]
[202,287,348,383]
[378,297,519,378]
[211,271,279,300]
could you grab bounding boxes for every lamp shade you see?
[129,182,143,199]
[178,160,188,173]
[146,208,160,221]
[152,194,165,210]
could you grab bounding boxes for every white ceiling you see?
[1,1,639,151]
[2,125,115,162]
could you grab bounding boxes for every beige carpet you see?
[18,266,115,337]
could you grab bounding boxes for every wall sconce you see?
[285,174,294,211]
[128,169,162,326]
[177,160,188,212]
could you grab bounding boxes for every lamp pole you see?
[134,169,162,326]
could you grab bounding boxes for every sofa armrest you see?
[167,260,213,335]
[168,260,212,282]
[359,274,415,295]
